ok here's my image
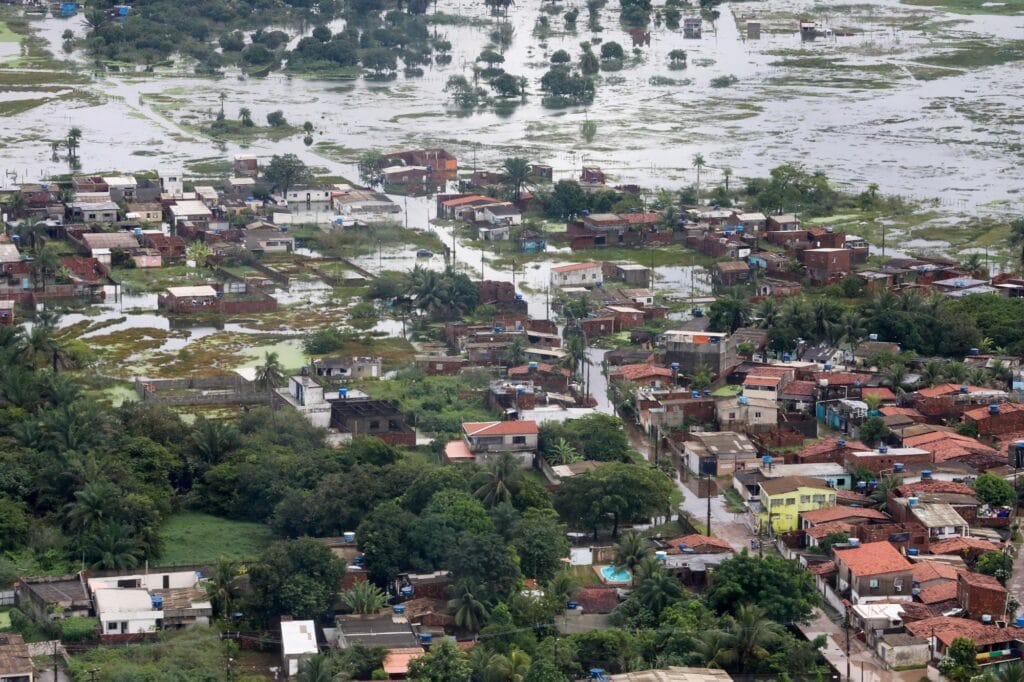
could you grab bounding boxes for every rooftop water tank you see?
[393,604,406,615]
[1016,616,1024,628]
[419,633,433,645]
[739,396,749,405]
[783,353,792,361]
[671,363,679,371]
[590,670,607,681]
[893,463,905,472]
[691,390,700,399]
[837,439,846,447]
[151,595,164,609]
[878,446,888,454]
[343,531,355,543]
[969,348,980,356]
[339,388,348,399]
[703,389,710,396]
[960,385,969,394]
[567,600,578,609]
[869,333,878,341]
[982,614,993,624]
[133,227,142,236]
[655,551,667,562]
[908,548,919,556]
[908,497,919,507]
[528,361,538,370]
[921,470,932,480]
[847,538,860,547]
[824,363,832,371]
[990,404,1001,415]
[762,455,772,465]
[400,585,414,596]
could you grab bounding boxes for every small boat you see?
[415,249,433,258]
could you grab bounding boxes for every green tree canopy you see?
[705,552,820,623]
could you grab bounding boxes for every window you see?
[755,411,762,418]
[800,495,810,504]
[869,579,879,588]
[512,435,526,445]
[786,497,796,505]
[369,420,380,430]
[107,621,118,631]
[812,494,826,503]
[771,498,783,507]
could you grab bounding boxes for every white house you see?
[475,202,522,227]
[447,420,539,468]
[550,261,602,288]
[88,570,212,640]
[158,168,184,199]
[286,187,332,203]
[281,620,319,677]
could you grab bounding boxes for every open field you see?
[159,512,274,565]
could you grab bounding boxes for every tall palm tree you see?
[87,523,143,570]
[204,557,244,619]
[919,360,944,387]
[960,253,986,278]
[633,564,682,615]
[297,653,337,682]
[487,647,531,682]
[614,531,648,584]
[729,604,783,673]
[238,107,254,127]
[14,220,49,251]
[66,127,82,159]
[722,166,733,192]
[500,157,534,203]
[689,365,713,392]
[942,361,968,385]
[64,480,117,536]
[254,351,286,390]
[19,324,61,370]
[448,581,489,633]
[869,475,903,510]
[474,452,520,507]
[695,629,736,669]
[29,245,61,290]
[563,332,588,378]
[545,570,579,604]
[755,298,780,329]
[1009,218,1024,275]
[692,153,706,204]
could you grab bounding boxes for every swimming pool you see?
[598,565,632,584]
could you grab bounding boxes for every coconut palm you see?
[14,220,49,251]
[689,365,713,392]
[191,419,241,466]
[65,127,82,159]
[942,361,968,385]
[489,500,518,537]
[29,244,61,290]
[448,581,489,633]
[1009,218,1024,274]
[989,360,1013,390]
[563,331,589,377]
[549,437,580,465]
[633,563,682,615]
[722,166,733,192]
[20,324,68,371]
[870,475,903,510]
[86,523,144,570]
[64,480,117,536]
[474,452,520,507]
[254,351,286,390]
[204,557,244,619]
[487,647,531,682]
[863,393,883,413]
[238,107,254,127]
[995,661,1024,682]
[960,253,986,278]
[45,402,104,452]
[297,654,338,682]
[692,153,706,203]
[729,604,783,673]
[545,570,579,604]
[614,531,648,584]
[919,360,944,387]
[505,336,527,366]
[882,364,908,394]
[340,580,388,614]
[695,629,736,669]
[755,298,780,329]
[500,157,534,203]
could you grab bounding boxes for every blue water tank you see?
[567,600,578,609]
[837,439,846,446]
[133,227,142,236]
[691,390,700,398]
[1016,616,1024,628]
[990,404,1000,415]
[215,291,224,298]
[343,531,355,543]
[671,362,679,371]
[782,353,792,361]
[590,669,607,680]
[151,595,164,609]
[921,470,932,480]
[528,361,538,369]
[960,385,969,394]
[703,389,710,396]
[419,633,433,645]
[824,363,832,371]
[400,585,414,596]
[893,463,905,472]
[393,604,406,615]
[762,455,772,465]
[908,548,919,556]
[878,446,888,454]
[969,348,980,356]
[738,396,749,405]
[339,388,348,399]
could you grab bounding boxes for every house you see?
[475,202,522,227]
[804,248,851,284]
[167,200,213,226]
[313,356,381,380]
[159,285,220,313]
[758,476,836,533]
[384,149,457,177]
[330,399,415,447]
[244,228,295,253]
[130,248,162,269]
[711,260,752,287]
[335,611,420,649]
[272,376,335,429]
[727,211,768,232]
[964,403,1024,438]
[158,167,184,198]
[125,202,163,223]
[890,497,969,545]
[767,214,801,232]
[508,362,572,393]
[88,570,213,641]
[834,541,913,604]
[0,634,33,682]
[518,229,546,253]
[760,462,852,489]
[551,261,603,288]
[281,620,319,677]
[79,231,140,259]
[69,201,119,223]
[717,395,777,432]
[683,17,702,37]
[659,534,733,555]
[683,431,759,477]
[604,262,652,287]
[661,330,736,375]
[957,571,1008,619]
[141,233,187,261]
[843,446,933,475]
[854,340,901,366]
[382,647,426,679]
[606,667,732,682]
[286,186,332,204]
[455,420,539,467]
[233,154,259,177]
[800,506,890,530]
[415,355,468,376]
[608,363,675,388]
[904,616,1024,670]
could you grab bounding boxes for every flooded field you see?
[0,0,1023,213]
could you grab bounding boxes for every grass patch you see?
[0,96,46,116]
[723,486,746,513]
[0,610,11,629]
[0,20,19,43]
[159,512,273,565]
[569,564,604,587]
[917,40,1024,68]
[902,0,1024,13]
[110,264,218,293]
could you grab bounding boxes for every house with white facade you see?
[88,570,212,642]
[550,262,602,288]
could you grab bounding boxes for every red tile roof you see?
[958,570,1006,592]
[810,372,869,386]
[508,363,570,377]
[552,261,599,273]
[609,364,675,382]
[801,506,890,525]
[444,440,474,461]
[902,431,994,462]
[881,406,924,419]
[620,212,661,225]
[575,587,620,614]
[917,581,958,605]
[748,366,794,378]
[805,521,856,540]
[965,402,1024,422]
[929,537,1003,556]
[863,387,896,402]
[835,541,912,577]
[383,648,425,675]
[905,616,1024,647]
[911,561,961,584]
[895,480,975,498]
[795,437,867,460]
[441,194,494,207]
[808,561,836,575]
[916,383,988,399]
[782,380,818,398]
[836,489,872,506]
[463,420,539,437]
[744,376,782,387]
[663,534,733,554]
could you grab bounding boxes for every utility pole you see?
[706,471,712,536]
[844,610,852,681]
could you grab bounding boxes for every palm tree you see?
[487,647,531,682]
[695,629,736,669]
[19,324,65,370]
[204,557,244,619]
[14,220,49,251]
[563,331,588,378]
[238,107,254,127]
[995,661,1024,682]
[863,393,883,413]
[191,419,241,466]
[500,157,534,203]
[729,604,783,673]
[692,153,706,204]
[942,361,968,385]
[614,531,648,584]
[86,523,144,570]
[414,270,449,316]
[218,91,227,120]
[722,166,733,192]
[882,364,908,394]
[545,570,579,604]
[869,475,903,510]
[960,253,986,278]
[66,127,82,159]
[755,298,780,329]
[505,337,527,366]
[474,452,520,507]
[489,500,518,537]
[297,654,338,682]
[989,360,1013,390]
[64,480,117,536]
[39,372,80,406]
[689,365,713,392]
[448,581,489,633]
[1009,218,1024,274]
[633,564,681,615]
[919,360,944,387]
[254,351,286,390]
[549,438,580,465]
[340,580,388,614]
[29,245,61,290]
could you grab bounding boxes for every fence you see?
[0,589,14,606]
[135,376,271,406]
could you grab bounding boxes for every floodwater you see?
[1,0,1023,212]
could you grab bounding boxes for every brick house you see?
[712,260,753,287]
[957,571,1009,618]
[804,248,852,284]
[329,399,415,446]
[964,403,1024,438]
[507,362,571,393]
[834,541,913,604]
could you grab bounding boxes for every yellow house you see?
[758,476,836,533]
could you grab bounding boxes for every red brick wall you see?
[958,578,1007,617]
[970,409,1024,437]
[844,450,933,474]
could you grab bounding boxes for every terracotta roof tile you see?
[895,480,976,497]
[881,406,924,419]
[911,561,961,584]
[609,364,675,382]
[575,587,619,614]
[965,402,1024,421]
[834,541,913,576]
[805,521,856,540]
[782,380,818,398]
[958,570,1006,591]
[552,261,599,273]
[917,581,958,605]
[916,384,988,399]
[929,538,1003,555]
[808,561,836,575]
[663,534,733,554]
[905,616,1024,647]
[759,476,833,495]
